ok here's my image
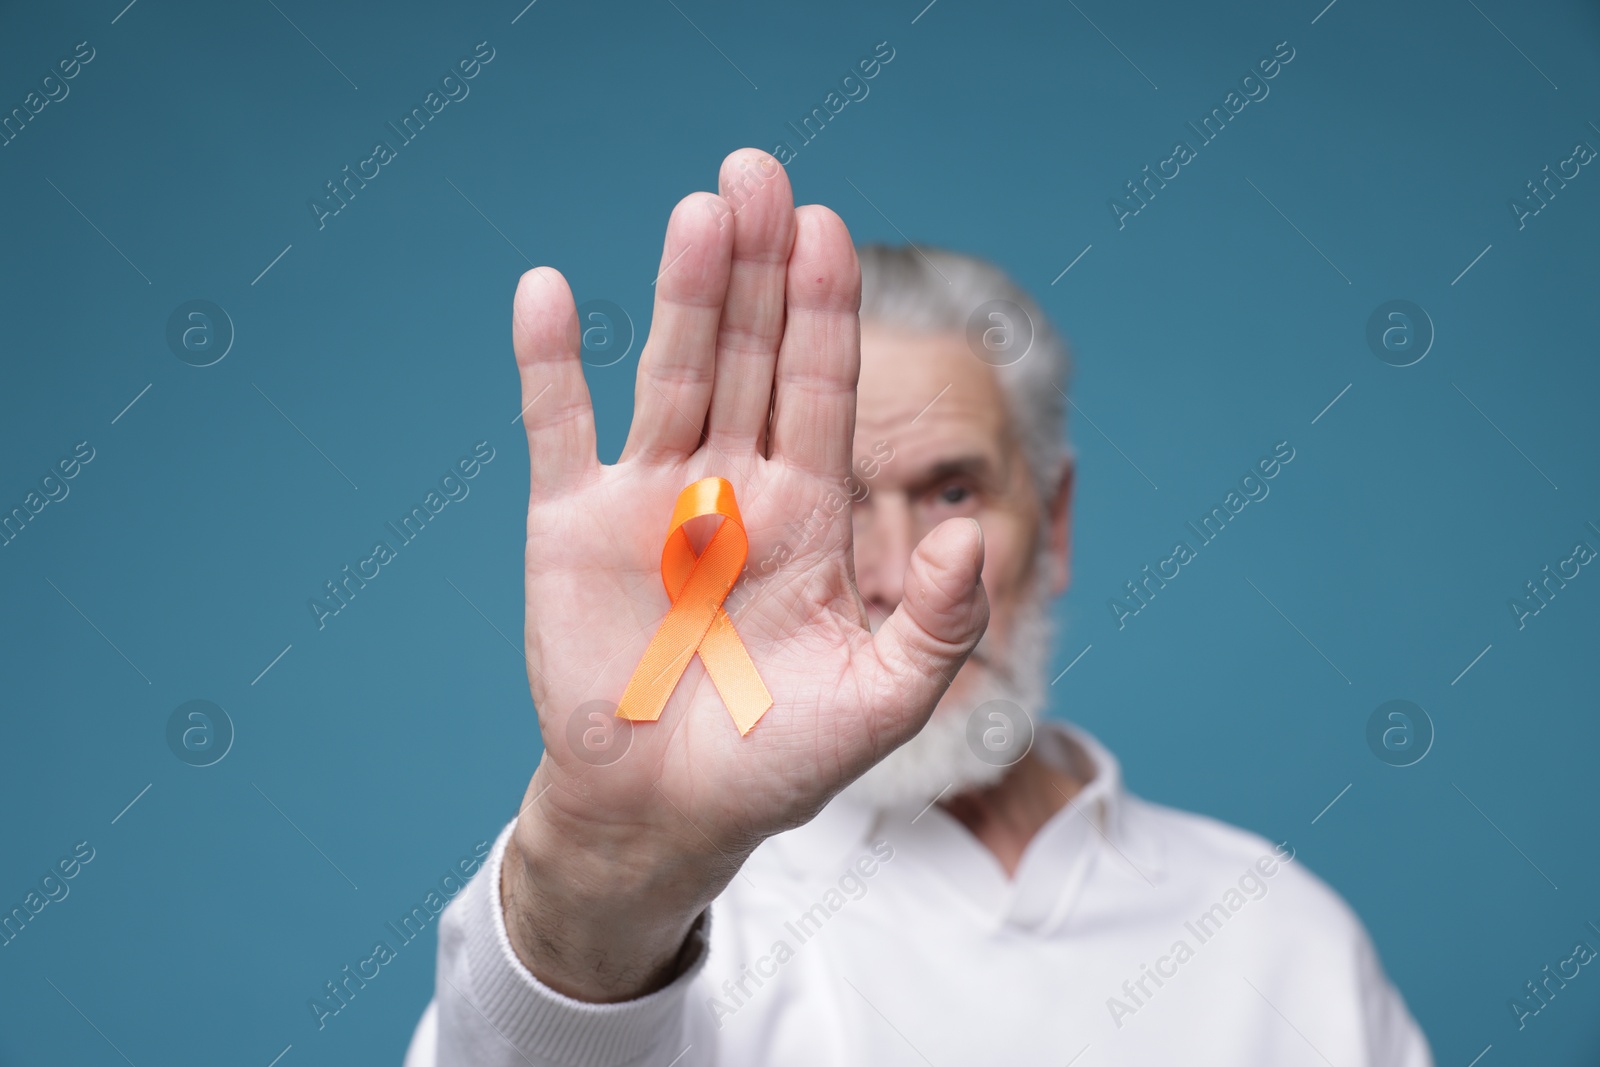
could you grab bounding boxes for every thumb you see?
[867,517,990,745]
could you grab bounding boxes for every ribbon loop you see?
[616,477,772,735]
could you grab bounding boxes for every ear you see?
[1045,457,1075,597]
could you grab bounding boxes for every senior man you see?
[406,149,1431,1066]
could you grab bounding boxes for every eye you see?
[939,484,971,505]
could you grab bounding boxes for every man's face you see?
[850,321,1072,711]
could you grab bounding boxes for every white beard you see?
[841,555,1055,811]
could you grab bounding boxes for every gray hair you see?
[856,244,1073,504]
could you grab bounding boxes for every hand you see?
[501,149,989,1002]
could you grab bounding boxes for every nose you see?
[852,491,914,623]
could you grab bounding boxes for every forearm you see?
[500,818,723,1002]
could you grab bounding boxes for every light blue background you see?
[2,0,1597,1063]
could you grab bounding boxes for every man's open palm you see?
[512,150,988,877]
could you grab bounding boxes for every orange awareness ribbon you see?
[615,477,772,735]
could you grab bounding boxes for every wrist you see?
[501,795,733,1003]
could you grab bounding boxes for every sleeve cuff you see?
[442,819,709,1067]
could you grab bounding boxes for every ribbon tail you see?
[699,609,773,735]
[617,608,716,722]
